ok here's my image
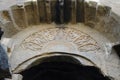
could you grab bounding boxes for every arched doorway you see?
[20,54,111,80]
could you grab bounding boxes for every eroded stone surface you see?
[0,0,120,80]
[21,28,100,52]
[11,5,27,29]
[84,1,97,27]
[24,1,39,26]
[0,44,11,79]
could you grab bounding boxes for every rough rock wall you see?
[0,0,120,80]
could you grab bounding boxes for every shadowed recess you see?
[113,44,120,58]
[21,56,111,80]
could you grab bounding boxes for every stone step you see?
[97,5,111,17]
[0,10,11,21]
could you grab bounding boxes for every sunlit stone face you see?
[42,41,79,53]
[26,0,37,1]
[85,0,100,4]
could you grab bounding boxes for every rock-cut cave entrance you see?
[20,55,111,80]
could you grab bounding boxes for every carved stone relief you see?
[21,27,100,52]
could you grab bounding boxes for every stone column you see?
[5,74,23,80]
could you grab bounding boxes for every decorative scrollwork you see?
[21,28,100,52]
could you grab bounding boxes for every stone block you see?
[51,0,57,22]
[0,10,11,22]
[84,1,97,27]
[52,0,64,24]
[24,1,39,26]
[37,0,46,23]
[12,74,22,80]
[71,0,77,24]
[0,10,19,37]
[11,5,27,29]
[45,0,52,23]
[64,0,72,23]
[97,5,111,17]
[76,0,85,22]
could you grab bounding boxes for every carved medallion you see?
[21,28,100,52]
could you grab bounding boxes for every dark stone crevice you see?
[113,44,120,58]
[76,0,85,22]
[63,0,72,23]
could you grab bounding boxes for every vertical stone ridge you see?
[0,10,11,22]
[97,5,111,17]
[24,1,39,26]
[37,0,47,23]
[84,1,98,27]
[96,5,113,33]
[59,0,64,24]
[54,0,64,24]
[45,0,52,23]
[71,0,77,24]
[76,0,85,22]
[51,0,57,23]
[11,5,27,29]
[4,0,112,27]
[64,0,71,23]
[0,10,19,37]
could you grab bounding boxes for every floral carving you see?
[21,28,100,52]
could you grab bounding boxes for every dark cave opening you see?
[20,56,111,80]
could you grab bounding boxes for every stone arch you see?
[0,0,120,80]
[2,23,119,80]
[19,53,111,80]
[12,52,98,73]
[8,25,107,72]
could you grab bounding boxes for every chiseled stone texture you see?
[100,0,120,16]
[0,0,119,17]
[0,0,119,43]
[4,24,119,80]
[0,0,120,80]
